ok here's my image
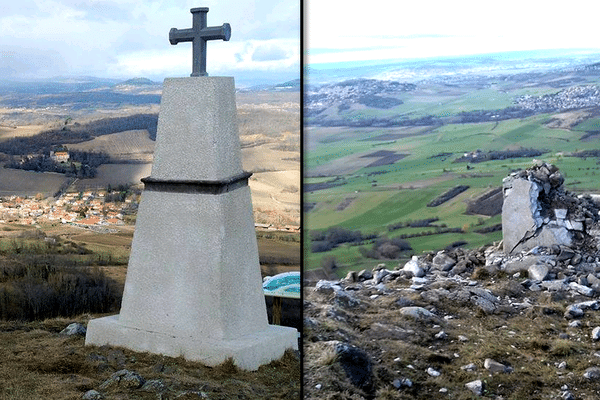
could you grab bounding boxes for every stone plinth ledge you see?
[86,315,298,371]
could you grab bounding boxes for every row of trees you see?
[310,226,413,260]
[310,226,378,253]
[388,217,442,232]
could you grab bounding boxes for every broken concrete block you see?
[502,177,543,254]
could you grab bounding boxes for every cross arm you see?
[169,28,195,45]
[203,23,231,41]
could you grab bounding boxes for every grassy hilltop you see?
[304,60,600,279]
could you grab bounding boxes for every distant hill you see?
[0,77,119,95]
[275,79,300,90]
[116,77,158,86]
[241,78,300,92]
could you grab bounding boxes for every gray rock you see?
[504,255,541,274]
[107,349,126,369]
[562,391,575,400]
[99,369,146,390]
[568,320,582,328]
[399,306,436,321]
[583,366,600,380]
[469,287,497,303]
[587,274,600,290]
[315,280,341,295]
[334,290,360,309]
[392,378,412,388]
[484,358,508,373]
[592,327,600,341]
[528,263,549,281]
[420,288,450,303]
[174,391,208,398]
[426,367,440,377]
[395,296,414,308]
[373,269,389,284]
[82,390,103,400]
[434,330,448,340]
[465,379,483,396]
[461,363,477,371]
[403,256,425,278]
[334,343,374,394]
[564,305,584,319]
[432,252,456,271]
[570,282,594,297]
[575,300,600,310]
[541,280,568,291]
[60,322,86,336]
[555,209,568,219]
[558,361,567,369]
[529,282,542,291]
[343,271,357,283]
[357,269,373,281]
[472,296,496,314]
[140,379,167,393]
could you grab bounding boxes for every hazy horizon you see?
[306,0,600,77]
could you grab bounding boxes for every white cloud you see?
[0,0,299,83]
[109,38,299,79]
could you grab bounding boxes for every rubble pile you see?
[304,163,600,400]
[502,162,600,255]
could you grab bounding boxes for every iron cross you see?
[169,7,231,77]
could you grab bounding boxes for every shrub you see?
[0,264,120,321]
[360,236,412,260]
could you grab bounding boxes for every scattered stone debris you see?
[304,163,600,399]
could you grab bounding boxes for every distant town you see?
[0,190,137,230]
[0,189,299,233]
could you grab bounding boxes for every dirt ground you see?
[0,317,300,400]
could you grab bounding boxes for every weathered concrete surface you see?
[502,178,544,253]
[151,77,243,181]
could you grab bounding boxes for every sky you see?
[0,0,299,86]
[306,0,600,67]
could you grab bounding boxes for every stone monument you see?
[85,7,298,371]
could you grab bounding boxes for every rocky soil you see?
[304,164,600,400]
[0,317,300,400]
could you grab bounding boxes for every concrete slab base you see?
[86,315,298,371]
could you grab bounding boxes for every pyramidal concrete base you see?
[86,315,298,371]
[85,76,298,370]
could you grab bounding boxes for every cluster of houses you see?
[0,191,132,227]
[0,192,300,233]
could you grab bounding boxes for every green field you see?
[305,84,600,277]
